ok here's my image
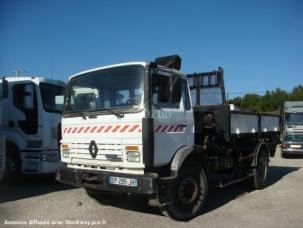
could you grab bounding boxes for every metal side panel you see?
[261,116,280,132]
[230,113,258,134]
[0,134,6,179]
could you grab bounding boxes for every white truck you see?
[281,101,303,157]
[56,56,280,221]
[0,77,66,179]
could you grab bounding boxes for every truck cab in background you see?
[281,101,303,157]
[0,77,66,179]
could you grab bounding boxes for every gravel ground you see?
[1,148,303,228]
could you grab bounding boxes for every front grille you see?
[69,142,123,163]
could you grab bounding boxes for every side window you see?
[152,74,181,109]
[182,79,191,110]
[12,83,38,135]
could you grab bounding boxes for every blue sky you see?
[0,0,302,97]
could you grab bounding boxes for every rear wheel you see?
[161,161,208,221]
[253,147,269,189]
[85,188,127,205]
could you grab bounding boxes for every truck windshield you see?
[284,134,303,142]
[285,113,303,125]
[40,83,65,113]
[64,65,144,114]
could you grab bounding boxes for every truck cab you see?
[57,56,280,221]
[0,77,66,176]
[281,101,303,157]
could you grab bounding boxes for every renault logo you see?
[89,140,98,158]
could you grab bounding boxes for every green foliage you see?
[228,85,303,112]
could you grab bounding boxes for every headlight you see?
[41,153,58,163]
[127,151,140,162]
[62,149,70,158]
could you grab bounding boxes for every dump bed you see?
[188,68,280,142]
[230,111,280,135]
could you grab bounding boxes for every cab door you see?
[151,70,186,166]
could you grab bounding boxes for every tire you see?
[85,188,127,205]
[253,146,269,189]
[161,161,208,221]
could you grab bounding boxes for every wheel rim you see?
[177,176,199,205]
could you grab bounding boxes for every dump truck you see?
[56,56,280,221]
[0,77,66,179]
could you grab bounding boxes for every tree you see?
[227,84,302,112]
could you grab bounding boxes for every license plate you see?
[109,176,138,187]
[290,145,301,149]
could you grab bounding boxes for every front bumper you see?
[56,163,157,194]
[282,149,303,156]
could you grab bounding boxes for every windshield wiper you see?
[79,112,87,120]
[95,108,125,119]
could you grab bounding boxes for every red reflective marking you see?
[77,127,84,133]
[90,126,98,133]
[129,125,139,132]
[63,128,68,133]
[104,126,112,133]
[97,126,105,133]
[167,125,174,132]
[84,127,91,133]
[120,125,129,132]
[67,128,73,134]
[161,125,168,132]
[173,125,181,132]
[72,127,78,133]
[155,125,162,133]
[112,125,120,132]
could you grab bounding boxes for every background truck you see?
[0,77,66,179]
[281,101,303,157]
[57,55,280,221]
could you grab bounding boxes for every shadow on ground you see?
[91,165,301,219]
[0,175,76,204]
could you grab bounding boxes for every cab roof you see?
[69,61,186,80]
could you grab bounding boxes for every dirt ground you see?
[1,148,303,228]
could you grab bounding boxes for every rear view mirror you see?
[24,84,34,109]
[1,78,8,99]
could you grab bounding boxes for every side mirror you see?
[1,78,8,99]
[24,84,34,109]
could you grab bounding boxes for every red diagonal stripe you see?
[129,125,139,132]
[77,127,84,133]
[112,125,120,132]
[173,125,181,132]
[90,126,98,133]
[63,128,68,133]
[155,125,162,133]
[84,127,91,133]
[167,125,175,132]
[72,127,78,133]
[104,125,112,133]
[120,125,129,132]
[67,128,73,134]
[161,125,168,132]
[97,126,105,133]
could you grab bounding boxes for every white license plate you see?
[109,176,138,187]
[290,145,301,149]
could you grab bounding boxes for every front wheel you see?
[161,161,208,221]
